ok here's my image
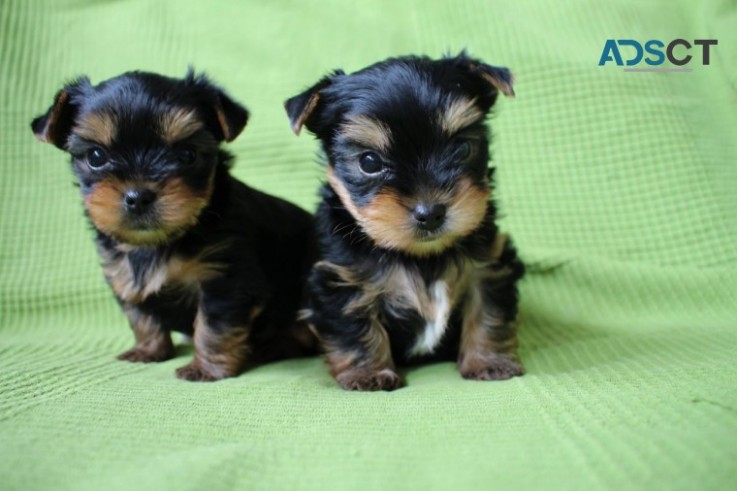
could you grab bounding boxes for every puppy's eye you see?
[176,148,197,165]
[456,140,475,162]
[358,152,384,175]
[87,147,109,169]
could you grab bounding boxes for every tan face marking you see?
[73,111,117,146]
[85,177,127,238]
[327,168,489,256]
[156,175,213,236]
[444,177,490,239]
[439,97,484,135]
[340,115,392,152]
[159,108,203,145]
[85,172,214,246]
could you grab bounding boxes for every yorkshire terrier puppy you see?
[285,53,525,391]
[32,70,317,381]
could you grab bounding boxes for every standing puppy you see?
[32,70,316,381]
[286,53,524,391]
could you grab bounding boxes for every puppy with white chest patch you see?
[32,70,318,381]
[285,52,525,391]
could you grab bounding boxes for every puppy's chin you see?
[112,228,176,247]
[87,212,207,247]
[327,169,489,257]
[401,233,461,257]
[362,222,470,257]
[86,216,197,247]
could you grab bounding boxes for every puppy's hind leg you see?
[175,279,260,381]
[458,242,525,381]
[175,311,251,382]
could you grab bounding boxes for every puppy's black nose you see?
[123,189,156,215]
[413,203,447,232]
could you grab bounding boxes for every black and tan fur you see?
[286,53,524,391]
[32,70,317,381]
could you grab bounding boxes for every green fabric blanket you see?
[2,0,736,489]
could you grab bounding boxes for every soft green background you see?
[1,0,736,489]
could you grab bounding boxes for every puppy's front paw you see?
[336,368,405,391]
[117,345,174,363]
[459,355,524,381]
[175,361,219,382]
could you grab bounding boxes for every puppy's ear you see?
[31,78,90,149]
[186,70,249,143]
[285,71,342,135]
[469,61,515,97]
[211,91,249,143]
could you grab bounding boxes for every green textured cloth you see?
[2,0,736,489]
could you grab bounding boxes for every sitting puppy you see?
[32,70,317,381]
[285,53,525,391]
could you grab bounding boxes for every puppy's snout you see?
[123,188,156,215]
[412,203,447,232]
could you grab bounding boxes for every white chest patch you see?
[409,280,452,356]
